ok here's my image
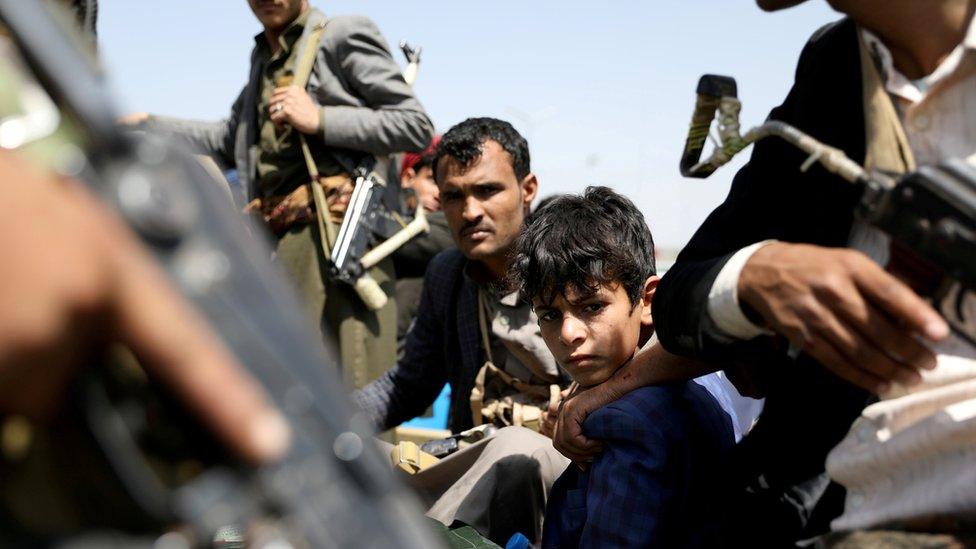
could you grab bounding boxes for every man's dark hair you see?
[512,186,656,306]
[432,117,530,183]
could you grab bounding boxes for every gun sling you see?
[469,290,561,432]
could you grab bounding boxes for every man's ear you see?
[520,173,538,208]
[400,167,417,189]
[639,275,660,328]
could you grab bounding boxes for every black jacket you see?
[654,18,876,544]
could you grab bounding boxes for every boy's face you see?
[533,277,657,388]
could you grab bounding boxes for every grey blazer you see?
[147,8,434,199]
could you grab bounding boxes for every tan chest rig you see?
[469,290,561,432]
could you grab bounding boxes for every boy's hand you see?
[552,384,608,466]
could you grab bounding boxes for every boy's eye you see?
[582,302,606,314]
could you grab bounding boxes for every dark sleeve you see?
[352,259,448,431]
[320,16,435,154]
[654,19,863,361]
[579,403,674,548]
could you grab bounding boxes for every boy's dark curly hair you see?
[512,186,656,306]
[432,117,530,182]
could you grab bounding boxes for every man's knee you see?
[486,427,569,479]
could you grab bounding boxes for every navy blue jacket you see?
[652,18,874,544]
[353,249,483,432]
[542,383,734,548]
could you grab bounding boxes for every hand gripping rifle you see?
[0,2,442,547]
[681,74,976,343]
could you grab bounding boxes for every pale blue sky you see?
[98,1,840,250]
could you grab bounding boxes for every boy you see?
[512,186,734,547]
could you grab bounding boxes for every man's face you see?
[755,0,810,10]
[247,0,306,32]
[436,140,537,264]
[401,165,441,213]
[533,280,656,388]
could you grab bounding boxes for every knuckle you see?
[836,249,865,271]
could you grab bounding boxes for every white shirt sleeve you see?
[706,240,777,340]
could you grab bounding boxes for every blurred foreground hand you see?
[0,151,289,464]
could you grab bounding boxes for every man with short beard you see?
[127,1,434,389]
[354,117,572,544]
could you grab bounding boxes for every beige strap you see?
[478,289,559,383]
[291,19,339,249]
[857,28,915,174]
[391,441,439,474]
[476,289,553,397]
[476,290,495,364]
[294,19,326,180]
[469,362,488,427]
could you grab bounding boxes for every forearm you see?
[601,343,716,403]
[351,367,442,432]
[144,115,233,163]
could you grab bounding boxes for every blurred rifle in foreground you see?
[0,1,441,547]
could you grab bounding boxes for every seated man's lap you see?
[379,427,569,544]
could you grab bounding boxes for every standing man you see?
[126,0,434,389]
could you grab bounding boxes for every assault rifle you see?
[328,38,429,310]
[330,160,429,310]
[0,1,441,546]
[681,74,976,342]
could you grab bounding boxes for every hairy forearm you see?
[603,343,716,400]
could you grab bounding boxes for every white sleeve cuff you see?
[707,240,777,340]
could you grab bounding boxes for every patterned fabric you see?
[353,249,483,432]
[542,383,735,548]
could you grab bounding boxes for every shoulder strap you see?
[290,15,337,247]
[294,17,327,181]
[856,27,915,174]
[477,289,495,365]
[294,15,327,90]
